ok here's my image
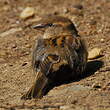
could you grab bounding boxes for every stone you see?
[88,48,103,60]
[20,7,35,19]
[0,28,22,37]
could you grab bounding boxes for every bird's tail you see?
[21,71,48,100]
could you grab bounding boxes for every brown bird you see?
[21,15,88,100]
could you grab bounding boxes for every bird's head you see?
[32,15,78,39]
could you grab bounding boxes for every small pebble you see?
[3,5,10,11]
[92,83,101,89]
[89,20,97,25]
[88,48,103,60]
[100,38,104,42]
[0,28,22,37]
[73,4,83,10]
[63,8,69,14]
[22,62,28,66]
[60,105,74,110]
[20,7,35,19]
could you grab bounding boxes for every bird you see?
[21,15,88,100]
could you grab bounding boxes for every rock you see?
[66,85,92,91]
[48,108,59,110]
[62,7,69,14]
[0,28,22,37]
[60,105,87,110]
[74,106,87,110]
[88,48,103,60]
[73,4,83,10]
[48,85,92,96]
[100,38,104,42]
[22,62,28,66]
[89,20,97,25]
[20,7,35,19]
[92,83,101,89]
[94,107,110,110]
[60,105,74,110]
[16,109,30,110]
[3,5,10,11]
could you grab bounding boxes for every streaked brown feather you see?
[21,16,88,100]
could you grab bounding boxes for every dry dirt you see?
[0,0,110,110]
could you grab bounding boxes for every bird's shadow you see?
[80,60,104,79]
[44,60,104,95]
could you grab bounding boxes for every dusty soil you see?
[0,0,110,110]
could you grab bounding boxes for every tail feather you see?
[21,71,48,100]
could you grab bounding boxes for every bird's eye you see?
[47,23,57,27]
[48,23,53,27]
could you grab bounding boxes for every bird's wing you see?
[63,35,88,75]
[62,36,82,69]
[32,40,60,77]
[63,44,79,69]
[38,53,60,76]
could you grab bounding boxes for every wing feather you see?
[33,39,60,77]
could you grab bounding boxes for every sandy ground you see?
[0,0,110,110]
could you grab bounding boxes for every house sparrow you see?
[21,16,88,100]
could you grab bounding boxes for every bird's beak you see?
[32,23,47,29]
[32,22,53,29]
[32,23,53,29]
